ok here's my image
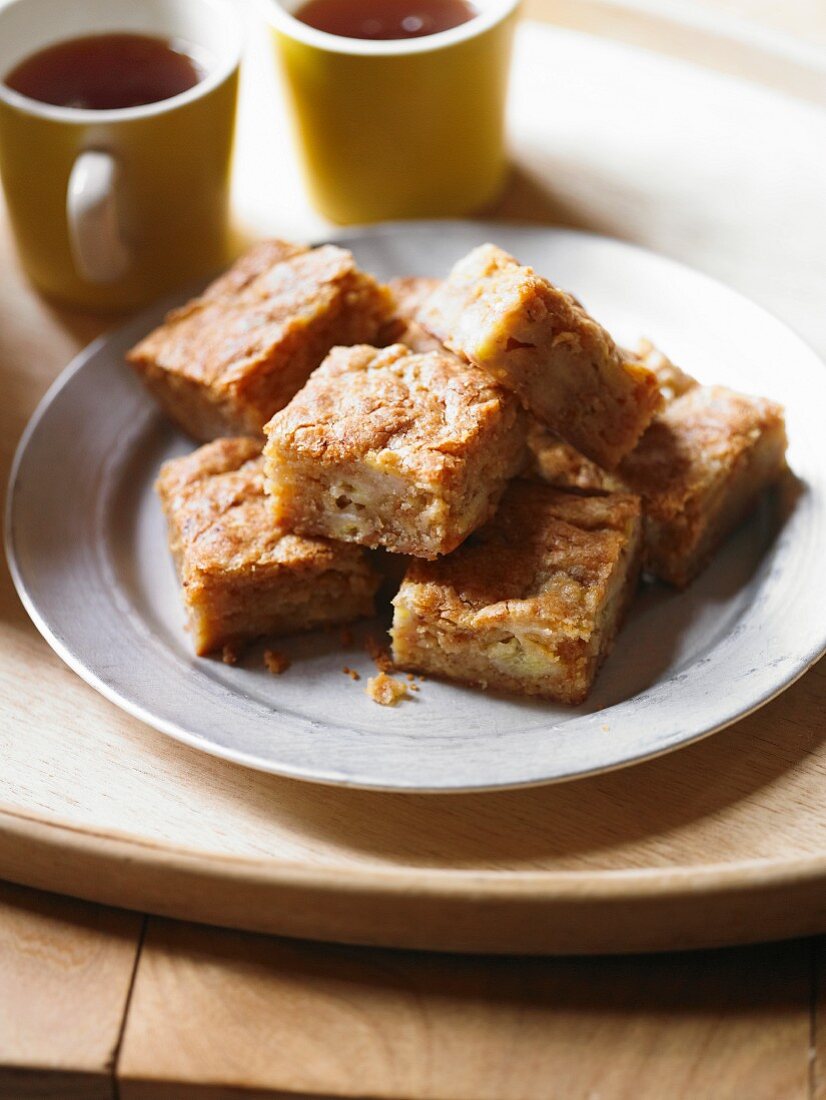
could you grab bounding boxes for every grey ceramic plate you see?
[7,221,826,791]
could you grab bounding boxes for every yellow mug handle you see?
[66,150,131,284]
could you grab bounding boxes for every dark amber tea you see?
[4,33,205,111]
[294,0,477,40]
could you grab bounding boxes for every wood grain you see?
[0,881,142,1100]
[117,919,812,1099]
[0,658,824,953]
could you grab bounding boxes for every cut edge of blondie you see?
[183,566,379,656]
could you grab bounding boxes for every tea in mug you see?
[4,32,205,110]
[294,0,477,41]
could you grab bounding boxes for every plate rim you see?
[6,219,826,794]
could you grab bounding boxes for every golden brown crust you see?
[129,241,395,441]
[618,386,785,522]
[156,438,379,653]
[157,435,263,492]
[529,382,787,586]
[391,481,642,703]
[264,344,528,558]
[618,385,787,586]
[266,344,514,485]
[156,438,369,580]
[199,239,308,300]
[420,244,662,468]
[399,483,641,629]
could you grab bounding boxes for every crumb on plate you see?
[264,649,291,675]
[366,672,410,707]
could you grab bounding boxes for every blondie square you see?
[420,244,662,468]
[156,437,380,655]
[391,482,643,703]
[619,385,788,586]
[264,344,527,559]
[129,240,394,442]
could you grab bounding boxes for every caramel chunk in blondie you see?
[264,344,527,559]
[420,244,662,468]
[129,240,394,442]
[156,437,380,655]
[391,482,643,704]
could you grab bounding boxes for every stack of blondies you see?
[129,239,787,705]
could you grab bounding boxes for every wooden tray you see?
[2,14,825,955]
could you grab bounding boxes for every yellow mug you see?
[267,0,520,224]
[0,0,242,312]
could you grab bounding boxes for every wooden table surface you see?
[2,1,826,1096]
